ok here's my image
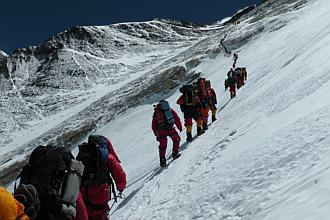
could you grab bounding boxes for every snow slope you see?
[84,0,330,219]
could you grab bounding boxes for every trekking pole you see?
[109,198,117,211]
[109,192,126,216]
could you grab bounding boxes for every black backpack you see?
[18,145,74,220]
[180,85,197,106]
[76,135,117,201]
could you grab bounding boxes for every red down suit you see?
[152,106,182,158]
[80,138,126,220]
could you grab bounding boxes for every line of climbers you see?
[219,34,231,57]
[220,37,248,99]
[152,77,217,167]
[0,135,127,220]
[224,66,248,98]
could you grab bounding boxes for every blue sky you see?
[0,0,260,54]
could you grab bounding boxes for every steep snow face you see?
[84,0,330,219]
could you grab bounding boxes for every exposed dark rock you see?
[11,47,34,57]
[148,66,186,93]
[52,26,97,44]
[116,24,130,30]
[185,58,201,70]
[155,18,205,28]
[148,33,162,40]
[34,40,64,61]
[0,51,9,78]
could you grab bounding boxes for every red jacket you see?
[75,192,88,220]
[108,154,126,191]
[208,88,217,105]
[105,137,121,163]
[152,108,182,136]
[81,154,126,208]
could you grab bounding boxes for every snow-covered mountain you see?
[0,19,218,183]
[3,0,330,219]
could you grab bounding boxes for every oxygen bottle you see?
[198,78,208,100]
[160,100,175,125]
[61,159,84,218]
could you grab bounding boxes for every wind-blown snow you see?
[86,0,330,219]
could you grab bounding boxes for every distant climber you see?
[205,80,217,122]
[195,78,211,130]
[177,85,204,141]
[152,100,182,167]
[234,67,243,89]
[227,68,235,78]
[226,69,237,99]
[234,67,248,89]
[232,53,238,68]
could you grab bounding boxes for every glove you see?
[179,128,182,132]
[14,184,40,219]
[118,191,125,199]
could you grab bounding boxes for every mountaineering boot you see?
[212,115,217,122]
[203,123,208,131]
[186,132,193,142]
[197,126,204,136]
[160,157,167,167]
[197,121,204,136]
[172,151,181,160]
[230,91,236,99]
